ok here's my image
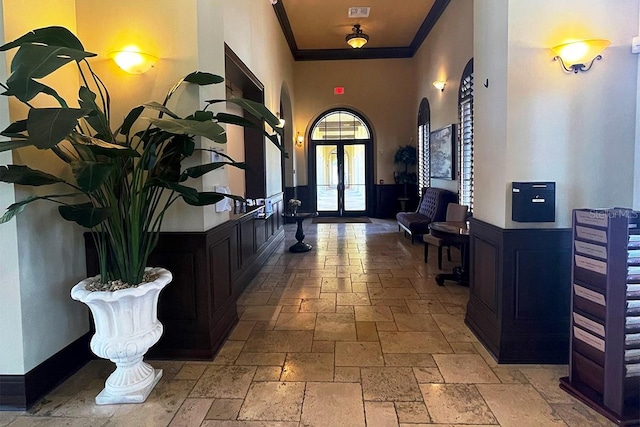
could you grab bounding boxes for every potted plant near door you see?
[393,144,417,199]
[0,27,284,404]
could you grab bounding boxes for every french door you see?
[314,142,367,216]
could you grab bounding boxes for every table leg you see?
[289,218,312,253]
[435,243,469,287]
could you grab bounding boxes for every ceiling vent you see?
[348,7,370,18]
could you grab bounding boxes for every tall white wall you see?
[413,0,474,193]
[475,0,639,228]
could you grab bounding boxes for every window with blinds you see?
[417,98,430,195]
[458,59,474,211]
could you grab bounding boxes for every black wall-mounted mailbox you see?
[512,182,556,222]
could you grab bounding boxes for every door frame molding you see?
[308,108,374,216]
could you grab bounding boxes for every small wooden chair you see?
[422,203,468,269]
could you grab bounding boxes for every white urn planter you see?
[71,267,172,405]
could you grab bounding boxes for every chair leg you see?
[411,234,415,244]
[437,246,443,270]
[424,244,428,263]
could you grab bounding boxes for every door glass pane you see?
[344,144,366,211]
[316,145,338,211]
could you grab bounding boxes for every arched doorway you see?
[309,109,373,217]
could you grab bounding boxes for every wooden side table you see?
[283,212,317,253]
[428,221,470,286]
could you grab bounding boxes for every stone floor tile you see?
[434,354,500,384]
[356,321,379,341]
[394,401,431,424]
[277,286,321,300]
[174,363,208,380]
[449,341,478,353]
[299,296,336,313]
[237,292,272,306]
[240,305,282,322]
[301,382,365,427]
[336,305,355,314]
[335,341,384,366]
[5,417,109,427]
[234,352,286,366]
[191,366,257,398]
[413,367,444,383]
[420,383,497,424]
[253,366,283,381]
[238,381,305,421]
[405,299,448,314]
[551,402,617,427]
[354,305,394,322]
[376,321,398,331]
[205,399,244,420]
[242,330,313,353]
[50,389,119,418]
[314,313,357,341]
[337,292,371,306]
[335,367,361,382]
[431,313,478,342]
[321,277,352,292]
[311,340,335,353]
[361,367,422,401]
[491,367,530,384]
[365,401,399,427]
[378,331,452,354]
[368,287,420,300]
[274,312,316,330]
[212,341,245,365]
[393,313,439,332]
[227,321,256,341]
[281,352,334,381]
[383,353,436,367]
[169,398,213,426]
[476,384,567,426]
[519,366,573,404]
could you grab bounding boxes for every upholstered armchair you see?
[396,187,458,243]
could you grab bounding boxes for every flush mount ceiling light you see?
[346,24,369,49]
[109,46,158,74]
[551,39,610,73]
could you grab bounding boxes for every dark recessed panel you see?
[210,237,232,312]
[472,237,498,314]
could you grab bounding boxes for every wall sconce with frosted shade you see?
[109,46,158,74]
[433,80,446,92]
[296,132,304,147]
[551,39,610,73]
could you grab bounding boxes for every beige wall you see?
[475,0,639,228]
[293,59,416,186]
[413,0,474,194]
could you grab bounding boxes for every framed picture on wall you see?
[429,124,456,180]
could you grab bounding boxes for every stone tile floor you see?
[0,219,616,426]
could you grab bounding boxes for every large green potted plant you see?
[393,144,417,197]
[0,26,284,404]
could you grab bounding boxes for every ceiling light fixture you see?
[551,39,610,73]
[346,24,369,49]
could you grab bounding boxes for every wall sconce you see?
[551,39,610,73]
[296,133,304,147]
[109,45,158,74]
[433,80,446,92]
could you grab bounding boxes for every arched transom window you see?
[311,111,371,140]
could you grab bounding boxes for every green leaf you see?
[184,71,224,85]
[183,191,244,207]
[193,110,214,122]
[0,193,81,223]
[182,161,246,180]
[10,44,94,77]
[3,74,64,104]
[146,178,199,203]
[78,86,110,137]
[143,102,180,119]
[119,105,144,135]
[0,164,66,186]
[1,120,27,138]
[72,133,140,158]
[70,161,116,193]
[207,98,280,129]
[0,26,84,52]
[0,139,32,152]
[27,108,90,149]
[146,117,227,143]
[58,202,112,228]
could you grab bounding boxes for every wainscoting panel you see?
[465,218,572,364]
